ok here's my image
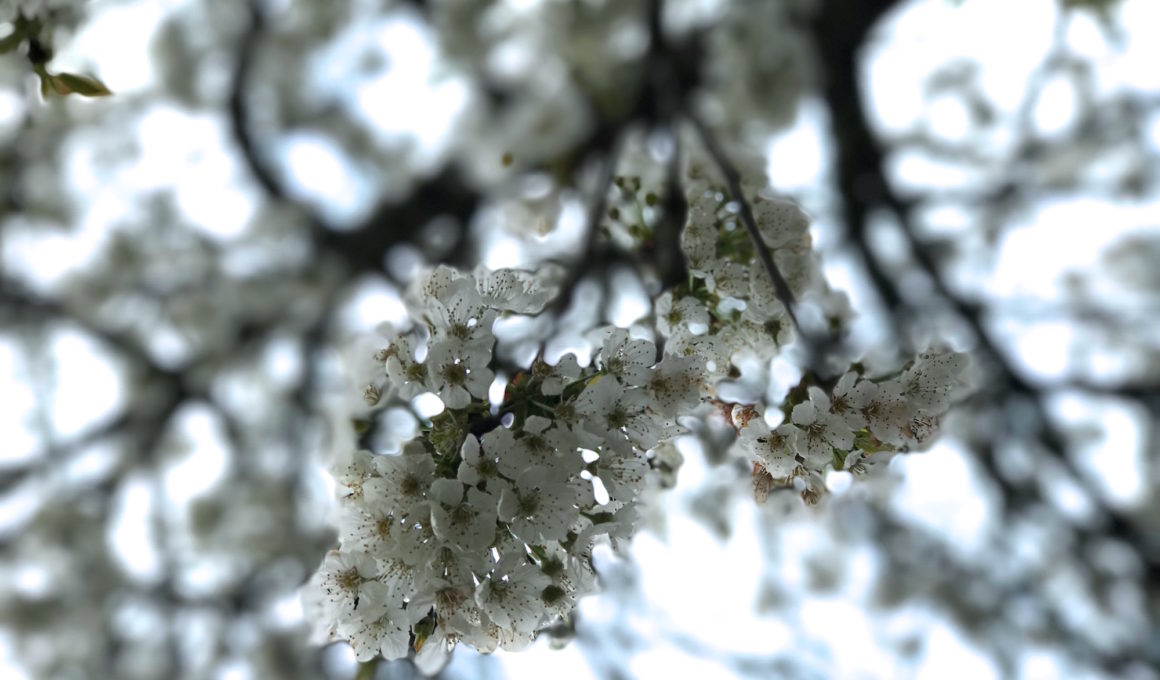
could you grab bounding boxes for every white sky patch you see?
[629,646,739,680]
[136,108,257,240]
[47,327,126,440]
[0,635,32,680]
[0,475,43,538]
[799,597,891,677]
[309,12,468,167]
[161,406,232,507]
[867,0,1058,136]
[0,90,24,141]
[0,212,110,291]
[107,473,163,584]
[61,105,259,243]
[887,147,983,193]
[1051,394,1146,507]
[891,442,994,556]
[1032,73,1078,139]
[483,233,526,269]
[916,620,1001,680]
[607,268,650,327]
[265,590,305,630]
[1102,0,1160,94]
[339,277,409,332]
[766,99,829,192]
[55,0,168,94]
[993,318,1077,382]
[987,195,1158,301]
[1063,10,1109,62]
[925,92,973,144]
[277,132,378,227]
[495,636,595,680]
[0,339,40,467]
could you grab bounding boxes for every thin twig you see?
[684,111,802,330]
[684,110,843,382]
[546,138,623,318]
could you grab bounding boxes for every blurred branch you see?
[542,0,699,319]
[227,0,480,278]
[811,0,1159,667]
[0,282,248,493]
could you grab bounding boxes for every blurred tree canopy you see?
[1,0,1157,678]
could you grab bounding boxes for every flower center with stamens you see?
[401,474,422,497]
[442,362,468,386]
[336,567,360,591]
[375,517,392,540]
[517,492,539,516]
[451,505,475,524]
[541,585,566,605]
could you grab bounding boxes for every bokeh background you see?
[1,0,1158,678]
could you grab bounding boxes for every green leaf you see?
[0,29,25,55]
[50,72,113,97]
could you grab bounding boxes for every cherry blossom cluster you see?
[304,152,973,662]
[303,265,706,663]
[647,156,968,504]
[732,351,969,504]
[654,161,850,382]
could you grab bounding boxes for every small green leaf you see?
[51,72,113,97]
[0,30,25,55]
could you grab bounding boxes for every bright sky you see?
[3,0,1159,678]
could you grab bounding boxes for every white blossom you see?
[788,387,854,467]
[497,467,577,543]
[655,292,710,338]
[338,581,411,662]
[752,195,809,249]
[597,327,657,387]
[474,553,553,634]
[426,339,494,409]
[828,371,868,430]
[646,352,705,414]
[592,437,650,503]
[384,334,431,399]
[457,435,501,487]
[534,353,582,396]
[735,415,799,478]
[854,380,910,447]
[473,264,558,314]
[365,452,436,523]
[901,351,969,415]
[429,480,499,552]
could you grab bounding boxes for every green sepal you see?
[50,72,113,97]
